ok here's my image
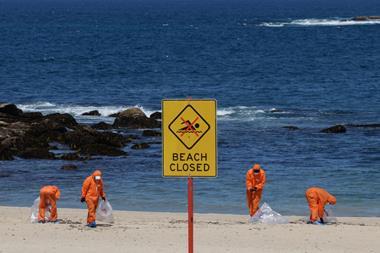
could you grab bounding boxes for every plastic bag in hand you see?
[323,205,337,224]
[96,200,114,223]
[30,197,51,223]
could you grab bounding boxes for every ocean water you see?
[0,0,379,216]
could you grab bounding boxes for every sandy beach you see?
[0,206,379,253]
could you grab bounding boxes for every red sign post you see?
[188,177,194,253]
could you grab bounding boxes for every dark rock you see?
[18,147,55,159]
[352,16,380,21]
[61,153,82,161]
[131,143,150,149]
[150,112,162,120]
[61,164,78,171]
[321,125,347,134]
[108,112,120,117]
[142,130,162,137]
[0,103,23,116]
[44,113,78,129]
[82,110,101,116]
[91,122,113,130]
[113,108,161,129]
[62,126,129,157]
[0,172,11,178]
[283,126,300,131]
[22,112,43,119]
[270,108,283,113]
[0,145,14,160]
[0,137,20,160]
[347,124,380,128]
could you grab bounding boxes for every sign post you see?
[162,99,217,253]
[188,177,193,253]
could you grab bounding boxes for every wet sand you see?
[0,206,379,253]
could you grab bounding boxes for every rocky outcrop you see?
[18,147,55,159]
[0,104,131,160]
[82,110,101,116]
[108,112,120,117]
[352,16,380,21]
[113,108,160,129]
[321,125,346,133]
[91,122,113,130]
[142,130,161,137]
[150,112,162,120]
[0,103,23,116]
[63,126,129,156]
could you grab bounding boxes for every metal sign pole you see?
[188,177,194,253]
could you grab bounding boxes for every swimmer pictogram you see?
[169,104,210,149]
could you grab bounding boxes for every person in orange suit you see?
[246,164,266,216]
[81,170,106,228]
[38,185,60,223]
[305,187,336,225]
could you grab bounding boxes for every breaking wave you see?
[17,102,287,122]
[259,18,380,27]
[17,102,156,121]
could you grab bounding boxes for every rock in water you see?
[347,123,380,128]
[82,110,101,116]
[142,130,161,137]
[150,112,162,120]
[91,122,113,130]
[321,125,347,133]
[61,164,78,171]
[131,143,150,149]
[108,112,120,117]
[18,147,55,159]
[0,103,23,116]
[113,108,161,129]
[61,153,82,161]
[352,16,380,21]
[282,126,300,131]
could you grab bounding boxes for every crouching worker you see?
[81,170,106,228]
[246,164,266,217]
[305,187,336,225]
[38,185,60,223]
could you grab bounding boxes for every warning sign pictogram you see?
[169,104,210,150]
[162,99,217,177]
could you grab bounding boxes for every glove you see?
[102,196,106,201]
[80,197,85,203]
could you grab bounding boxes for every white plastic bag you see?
[96,200,114,223]
[323,205,337,224]
[250,202,288,224]
[30,197,51,223]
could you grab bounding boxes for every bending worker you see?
[38,185,60,223]
[246,164,266,216]
[81,170,106,228]
[305,187,336,224]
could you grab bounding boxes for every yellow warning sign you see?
[162,99,217,177]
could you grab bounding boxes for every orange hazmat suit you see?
[38,185,60,222]
[246,164,266,216]
[305,187,336,222]
[81,170,106,224]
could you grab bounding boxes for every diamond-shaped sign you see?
[169,104,210,150]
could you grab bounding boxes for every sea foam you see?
[259,18,380,27]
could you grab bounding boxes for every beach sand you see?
[0,206,379,253]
